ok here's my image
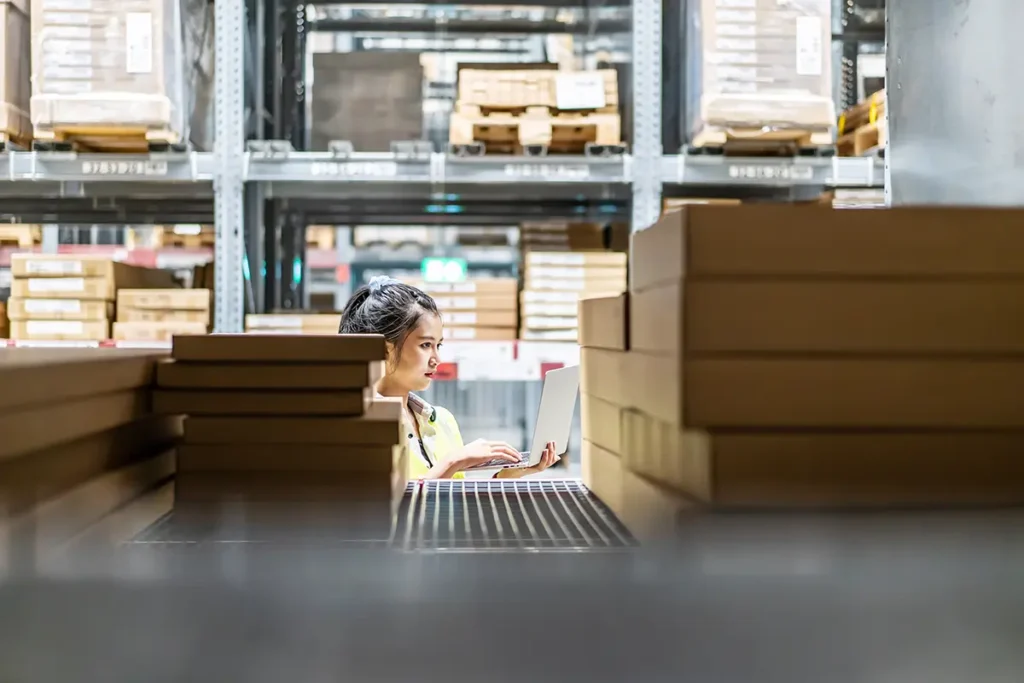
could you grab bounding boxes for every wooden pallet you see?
[449,104,623,156]
[0,129,31,152]
[838,90,886,137]
[837,120,886,157]
[0,225,40,247]
[689,125,835,157]
[32,125,188,153]
[456,69,620,114]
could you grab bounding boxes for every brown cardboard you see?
[183,399,403,446]
[0,390,150,461]
[404,278,518,295]
[0,415,181,517]
[524,251,627,268]
[432,294,517,312]
[619,469,693,541]
[442,310,517,328]
[11,254,178,289]
[523,277,627,293]
[6,298,113,321]
[153,388,370,416]
[621,409,710,499]
[682,280,1024,354]
[10,319,110,341]
[0,349,162,412]
[245,314,342,332]
[581,393,624,454]
[523,264,627,282]
[1,451,175,553]
[631,205,1024,292]
[579,347,629,407]
[113,321,208,341]
[581,440,623,514]
[177,444,401,475]
[157,359,384,390]
[171,333,386,362]
[446,327,517,341]
[12,278,117,300]
[117,288,211,310]
[118,308,210,324]
[578,294,628,350]
[686,358,1024,428]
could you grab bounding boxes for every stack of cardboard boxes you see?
[0,350,177,563]
[245,313,342,335]
[582,205,1024,540]
[409,278,518,341]
[7,254,178,342]
[154,334,405,539]
[520,251,627,341]
[113,289,211,342]
[520,221,628,252]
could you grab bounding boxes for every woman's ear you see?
[384,341,399,372]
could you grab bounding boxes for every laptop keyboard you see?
[475,451,530,469]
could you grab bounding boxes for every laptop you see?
[469,364,580,471]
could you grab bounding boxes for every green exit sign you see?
[421,257,467,283]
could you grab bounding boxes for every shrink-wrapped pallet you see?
[29,0,213,149]
[686,0,835,148]
[0,0,31,145]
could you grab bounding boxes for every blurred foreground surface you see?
[2,508,1024,683]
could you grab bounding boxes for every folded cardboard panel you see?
[0,390,151,461]
[153,388,371,417]
[0,451,174,565]
[171,333,386,362]
[631,206,1024,291]
[631,280,1024,355]
[0,415,181,517]
[183,400,404,446]
[157,360,384,390]
[177,444,401,476]
[0,349,163,412]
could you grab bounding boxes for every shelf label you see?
[727,164,814,181]
[503,163,591,180]
[309,161,399,178]
[80,159,168,176]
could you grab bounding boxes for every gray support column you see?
[630,0,662,231]
[887,0,1024,206]
[213,0,246,331]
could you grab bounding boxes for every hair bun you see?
[368,275,397,293]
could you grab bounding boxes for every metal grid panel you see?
[393,479,634,552]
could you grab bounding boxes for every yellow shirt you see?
[401,393,465,480]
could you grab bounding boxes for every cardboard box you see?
[524,251,627,268]
[183,399,403,446]
[432,294,517,312]
[618,469,692,541]
[171,333,386,362]
[11,255,178,293]
[581,439,623,514]
[6,298,113,321]
[633,280,1024,355]
[631,206,1024,292]
[11,319,110,341]
[113,321,208,341]
[118,308,209,324]
[157,359,385,390]
[446,327,517,341]
[579,347,631,407]
[581,393,623,455]
[117,288,210,311]
[405,278,518,296]
[153,388,371,417]
[621,423,1024,508]
[0,0,30,143]
[177,444,401,476]
[578,294,628,350]
[442,310,517,328]
[245,314,341,332]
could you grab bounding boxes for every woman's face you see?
[387,312,443,393]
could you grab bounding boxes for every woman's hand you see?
[426,438,523,478]
[496,441,560,479]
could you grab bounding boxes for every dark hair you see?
[339,277,439,363]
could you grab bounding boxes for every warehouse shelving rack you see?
[0,0,886,332]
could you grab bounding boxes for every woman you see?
[339,275,560,480]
